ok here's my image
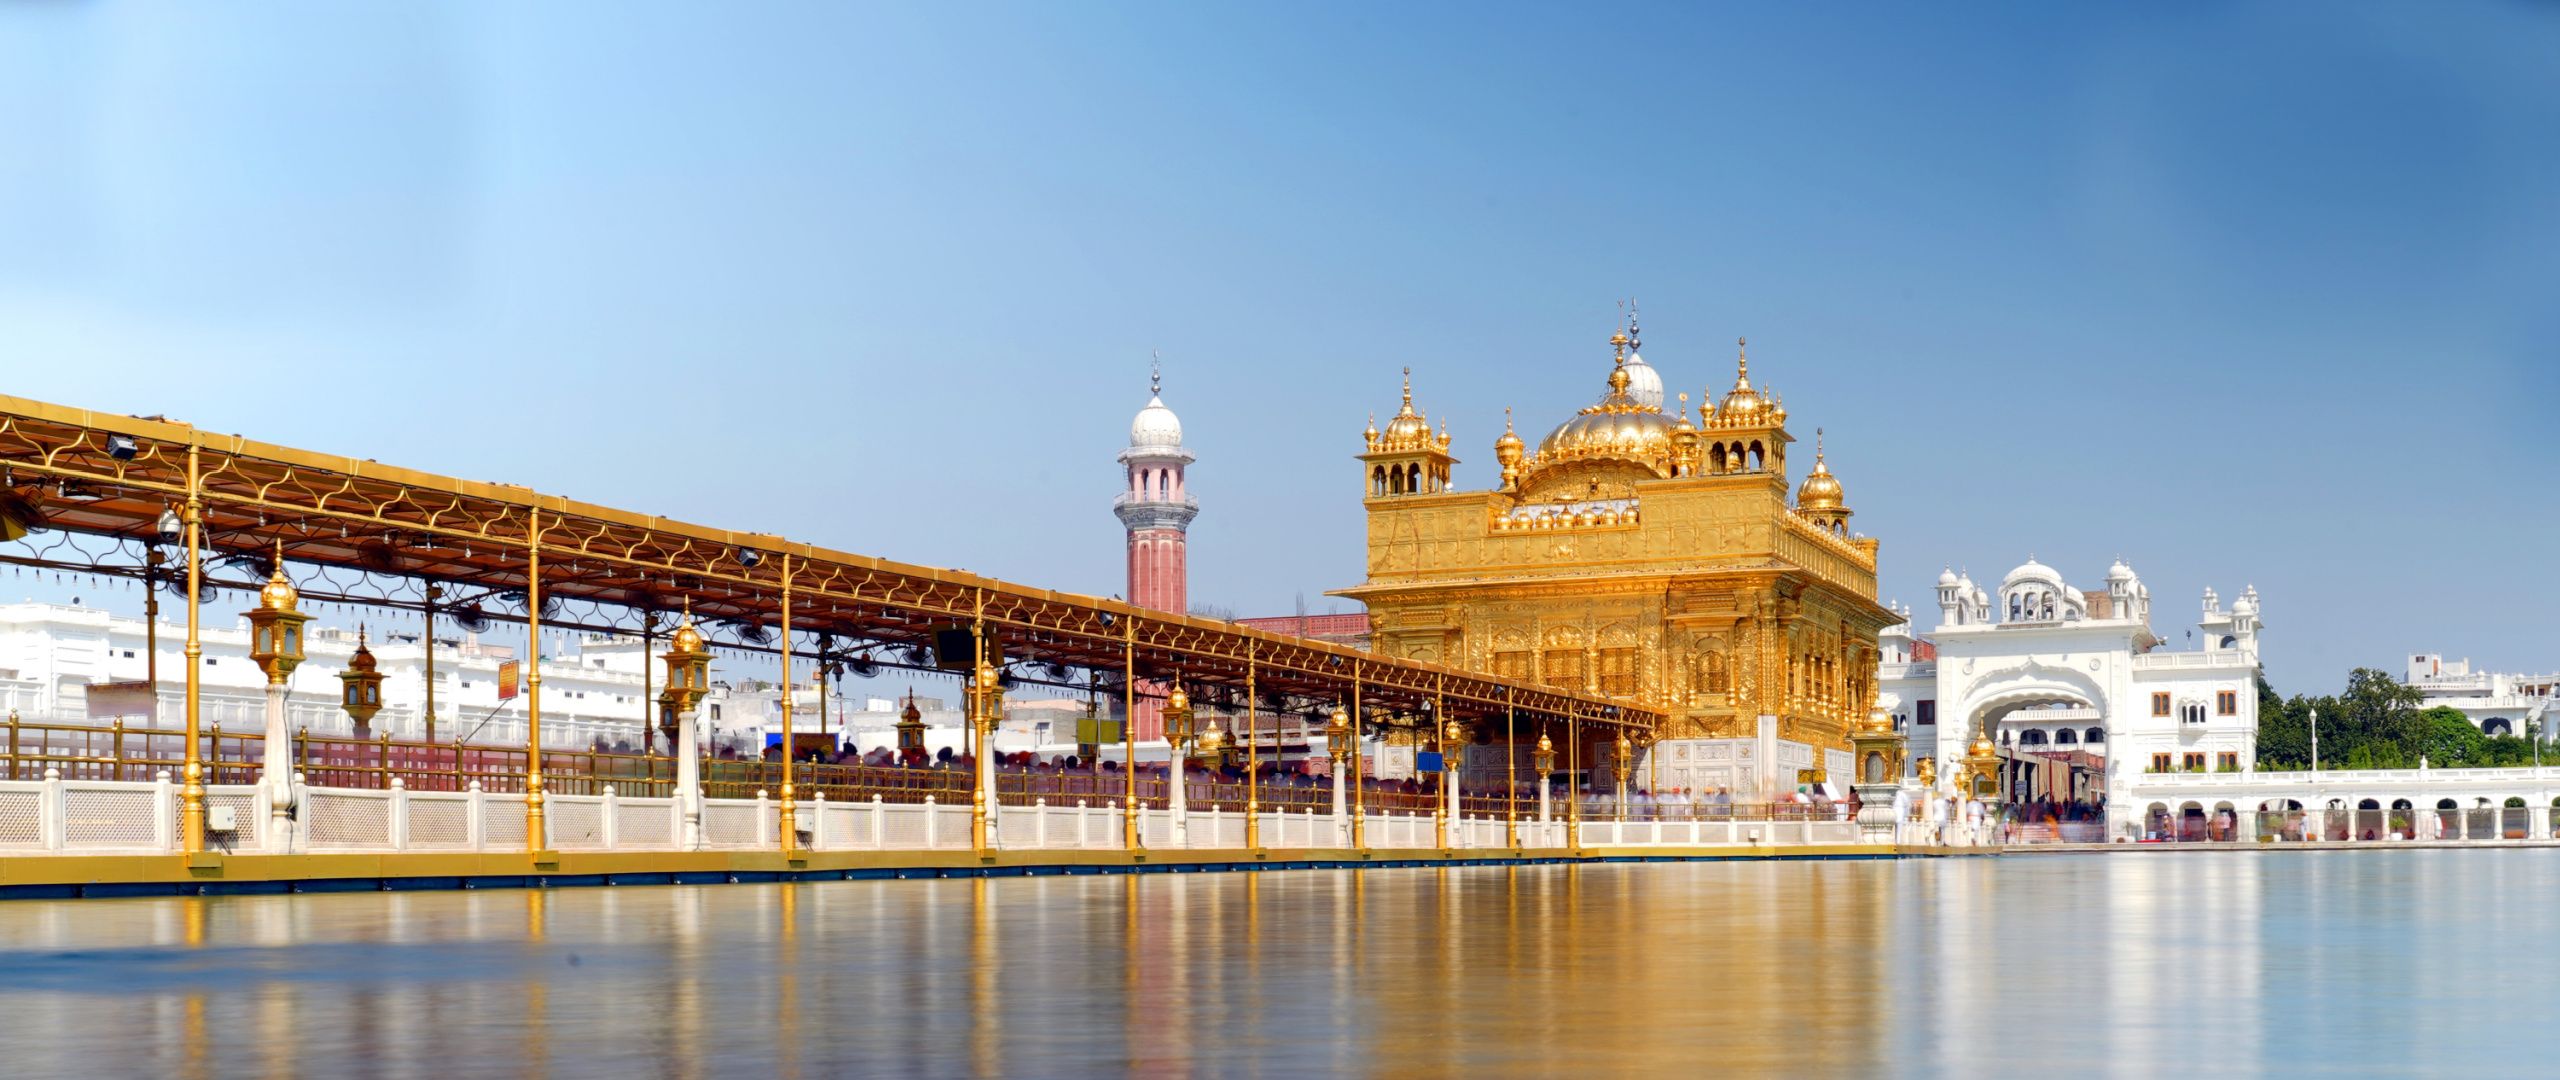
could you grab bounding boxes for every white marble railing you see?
[2133,765,2560,790]
[2131,651,2253,670]
[2005,707,2103,724]
[0,772,1848,856]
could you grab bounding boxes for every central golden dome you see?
[1527,332,1679,471]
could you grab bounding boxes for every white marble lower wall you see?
[0,774,1883,855]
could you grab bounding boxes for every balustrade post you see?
[756,789,773,846]
[292,772,311,852]
[467,779,486,852]
[924,795,939,849]
[390,778,410,851]
[155,769,175,852]
[809,790,828,852]
[40,767,62,851]
[601,784,620,851]
[871,794,885,849]
[675,706,703,851]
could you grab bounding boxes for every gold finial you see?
[1815,427,1825,463]
[1610,330,1630,363]
[1737,337,1749,382]
[1400,366,1412,409]
[1503,406,1514,434]
[257,541,299,613]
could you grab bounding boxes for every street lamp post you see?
[1532,730,1555,832]
[1613,731,1633,825]
[1197,708,1227,843]
[661,604,711,850]
[1165,681,1193,847]
[244,546,309,853]
[1442,716,1465,851]
[1326,704,1351,847]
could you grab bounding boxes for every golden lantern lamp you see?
[1166,681,1196,750]
[1325,704,1352,761]
[336,626,385,738]
[1197,713,1228,757]
[243,550,309,684]
[661,607,712,714]
[895,692,927,765]
[1613,731,1634,784]
[1532,731,1556,779]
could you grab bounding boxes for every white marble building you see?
[1878,558,2264,833]
[2403,653,2556,737]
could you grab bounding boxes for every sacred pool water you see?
[0,852,2552,1077]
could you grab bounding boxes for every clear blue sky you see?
[2,3,2554,695]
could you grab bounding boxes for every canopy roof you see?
[0,392,1657,731]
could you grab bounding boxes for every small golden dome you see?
[1494,408,1524,462]
[1714,337,1766,425]
[257,550,299,613]
[1168,683,1188,712]
[1796,430,1845,511]
[1536,732,1554,753]
[899,693,922,723]
[346,628,378,672]
[1383,371,1431,443]
[670,606,707,654]
[1363,413,1379,445]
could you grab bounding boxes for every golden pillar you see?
[1349,662,1365,850]
[523,513,547,851]
[1503,697,1518,849]
[1244,645,1261,851]
[778,555,798,855]
[178,441,206,854]
[968,599,993,854]
[1120,622,1138,849]
[1566,708,1581,849]
[1613,730,1633,823]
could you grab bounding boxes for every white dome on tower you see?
[1130,394,1183,449]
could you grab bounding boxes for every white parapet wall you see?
[0,774,1872,856]
[2115,765,2560,842]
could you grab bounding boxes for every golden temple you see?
[1336,320,1895,752]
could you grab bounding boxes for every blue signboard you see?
[1416,750,1445,773]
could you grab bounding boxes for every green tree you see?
[2417,706,2484,767]
[2254,675,2311,769]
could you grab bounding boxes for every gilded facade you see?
[1334,324,1896,752]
